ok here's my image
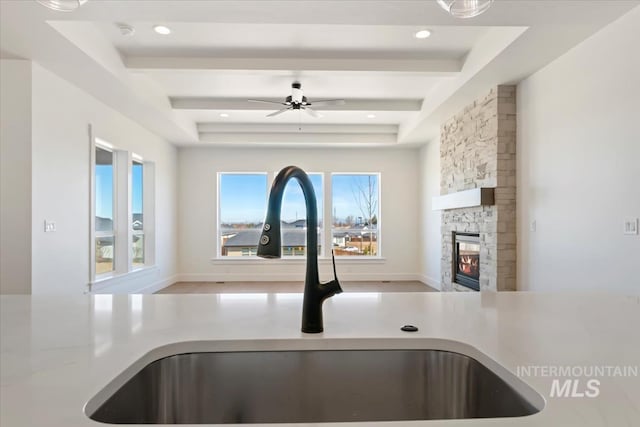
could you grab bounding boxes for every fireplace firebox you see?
[453,233,480,291]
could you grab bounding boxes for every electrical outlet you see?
[44,220,56,232]
[530,220,537,232]
[624,218,638,235]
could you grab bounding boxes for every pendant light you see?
[437,0,494,19]
[36,0,88,12]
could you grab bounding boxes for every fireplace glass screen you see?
[454,233,480,291]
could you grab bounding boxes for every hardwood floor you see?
[157,281,438,294]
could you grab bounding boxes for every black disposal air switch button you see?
[401,325,418,332]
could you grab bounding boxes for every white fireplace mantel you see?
[432,188,495,211]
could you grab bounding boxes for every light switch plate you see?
[624,218,638,235]
[44,220,56,232]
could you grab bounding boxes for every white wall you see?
[418,140,442,289]
[0,60,32,294]
[517,6,640,293]
[29,63,178,294]
[177,147,420,282]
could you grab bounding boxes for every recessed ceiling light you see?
[153,25,171,35]
[367,114,376,119]
[219,113,229,118]
[415,30,432,39]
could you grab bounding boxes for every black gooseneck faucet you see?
[257,166,342,333]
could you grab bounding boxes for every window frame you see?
[92,140,117,279]
[131,157,145,270]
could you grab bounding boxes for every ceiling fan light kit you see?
[248,82,346,118]
[437,0,494,19]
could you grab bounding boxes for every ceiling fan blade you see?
[304,107,319,118]
[248,99,286,106]
[309,99,346,107]
[266,108,290,117]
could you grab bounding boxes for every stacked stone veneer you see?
[440,86,517,292]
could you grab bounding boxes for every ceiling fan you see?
[248,82,345,117]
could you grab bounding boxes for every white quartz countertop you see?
[1,292,639,426]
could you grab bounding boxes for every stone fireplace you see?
[439,86,517,292]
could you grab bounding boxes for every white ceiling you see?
[1,0,638,147]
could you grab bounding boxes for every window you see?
[280,173,323,257]
[95,146,115,275]
[91,134,155,285]
[216,171,381,259]
[331,174,380,256]
[132,160,144,269]
[219,173,267,257]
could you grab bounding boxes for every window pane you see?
[95,147,114,232]
[220,174,267,257]
[132,234,144,269]
[281,173,323,256]
[96,236,115,274]
[132,161,144,268]
[132,161,143,231]
[331,174,379,256]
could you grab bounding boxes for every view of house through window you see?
[132,160,144,268]
[331,174,379,256]
[95,147,115,274]
[280,173,323,256]
[218,172,379,258]
[219,173,267,257]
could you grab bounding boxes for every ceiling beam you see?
[197,123,398,134]
[173,97,422,112]
[199,132,397,145]
[125,56,462,73]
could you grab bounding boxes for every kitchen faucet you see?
[257,166,342,333]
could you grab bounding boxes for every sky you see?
[219,173,378,225]
[95,163,143,220]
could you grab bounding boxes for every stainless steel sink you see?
[88,349,542,424]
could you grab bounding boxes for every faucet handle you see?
[327,249,343,295]
[331,249,338,281]
[331,249,339,282]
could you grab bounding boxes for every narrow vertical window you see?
[132,160,144,268]
[219,173,267,257]
[95,147,115,274]
[331,174,380,256]
[280,173,323,257]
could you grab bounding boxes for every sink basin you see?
[87,343,543,424]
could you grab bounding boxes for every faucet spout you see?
[257,166,342,333]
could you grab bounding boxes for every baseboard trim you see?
[419,274,442,291]
[176,273,422,283]
[136,274,179,294]
[92,272,178,294]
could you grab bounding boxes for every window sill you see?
[210,257,386,265]
[90,265,157,293]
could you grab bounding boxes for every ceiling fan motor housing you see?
[291,82,304,105]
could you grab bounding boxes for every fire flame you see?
[459,255,479,276]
